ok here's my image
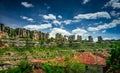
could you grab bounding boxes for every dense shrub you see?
[106,43,120,73]
[42,64,64,73]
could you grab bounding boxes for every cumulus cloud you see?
[63,20,72,25]
[104,0,120,9]
[58,15,62,19]
[24,23,52,30]
[88,19,120,31]
[43,14,56,20]
[21,2,34,8]
[41,14,81,25]
[53,20,61,25]
[110,11,120,17]
[82,0,90,4]
[74,11,111,19]
[49,28,71,38]
[61,19,80,25]
[49,27,88,38]
[72,28,87,35]
[93,21,103,25]
[103,37,112,40]
[102,30,106,33]
[20,16,34,22]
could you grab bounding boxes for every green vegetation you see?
[41,55,85,73]
[0,41,119,73]
[42,63,85,73]
[0,43,112,61]
[106,42,120,73]
[0,47,76,62]
[65,63,85,73]
[42,64,65,73]
[0,61,32,73]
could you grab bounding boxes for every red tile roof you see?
[74,52,107,66]
[94,52,110,59]
[31,52,109,67]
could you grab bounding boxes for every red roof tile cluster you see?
[31,52,110,67]
[74,52,108,66]
[94,52,110,59]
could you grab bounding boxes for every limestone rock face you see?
[16,28,29,38]
[77,35,82,41]
[31,31,49,40]
[68,35,75,41]
[98,36,103,43]
[31,31,40,40]
[0,32,5,38]
[55,33,63,40]
[0,23,5,32]
[0,24,51,47]
[0,24,50,40]
[88,36,93,42]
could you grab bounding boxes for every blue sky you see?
[0,0,120,40]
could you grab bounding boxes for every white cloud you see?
[20,16,34,22]
[88,19,120,31]
[82,0,90,4]
[110,11,120,17]
[93,32,96,34]
[102,30,106,33]
[24,23,52,30]
[103,37,112,40]
[58,15,62,19]
[21,2,34,8]
[60,25,64,29]
[49,28,71,38]
[43,14,56,20]
[94,21,103,25]
[72,20,81,23]
[27,18,33,21]
[63,20,72,25]
[49,27,88,39]
[74,11,111,19]
[72,28,87,36]
[21,16,28,19]
[104,0,120,9]
[62,19,80,25]
[53,20,61,25]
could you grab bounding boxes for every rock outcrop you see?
[0,23,49,40]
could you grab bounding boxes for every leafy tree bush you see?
[42,64,64,73]
[65,62,85,73]
[63,55,85,73]
[18,60,32,73]
[106,43,120,73]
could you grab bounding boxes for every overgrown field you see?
[0,42,119,73]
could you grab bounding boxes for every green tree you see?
[106,43,120,73]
